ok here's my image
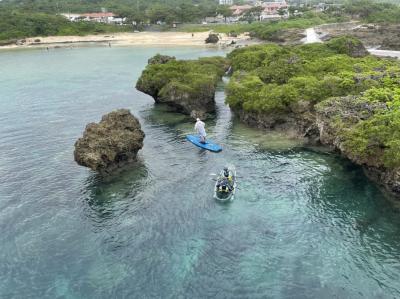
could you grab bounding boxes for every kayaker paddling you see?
[194,118,206,144]
[214,166,236,201]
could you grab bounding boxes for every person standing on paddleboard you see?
[195,118,206,144]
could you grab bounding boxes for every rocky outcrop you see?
[136,55,228,118]
[234,95,400,197]
[316,96,400,196]
[157,80,216,119]
[250,28,305,45]
[74,109,145,173]
[320,24,400,51]
[326,35,369,57]
[234,101,318,142]
[205,33,219,44]
[148,54,176,65]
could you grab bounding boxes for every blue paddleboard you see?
[186,135,222,152]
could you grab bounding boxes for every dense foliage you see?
[331,84,400,168]
[226,37,372,112]
[0,0,220,26]
[343,0,400,23]
[178,13,346,41]
[226,36,400,168]
[136,55,228,101]
[0,10,129,41]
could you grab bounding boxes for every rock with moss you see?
[148,54,176,65]
[136,55,228,117]
[225,36,400,195]
[326,35,369,57]
[74,109,145,174]
[315,95,400,196]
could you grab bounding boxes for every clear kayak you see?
[214,168,236,202]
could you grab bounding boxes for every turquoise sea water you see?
[0,46,400,299]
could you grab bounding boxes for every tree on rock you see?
[136,55,228,118]
[74,109,145,174]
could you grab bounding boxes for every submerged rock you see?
[74,109,145,173]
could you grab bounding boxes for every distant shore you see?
[0,31,259,50]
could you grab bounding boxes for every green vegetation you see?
[1,0,400,42]
[178,13,346,41]
[343,0,400,23]
[0,0,219,26]
[0,0,220,41]
[226,36,373,112]
[0,10,129,41]
[343,105,400,168]
[136,55,227,101]
[226,36,400,168]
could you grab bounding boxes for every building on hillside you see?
[205,14,226,23]
[314,2,342,12]
[230,5,252,17]
[81,13,116,23]
[61,12,126,24]
[219,0,233,5]
[259,0,289,20]
[60,13,82,22]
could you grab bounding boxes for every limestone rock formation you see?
[316,96,400,196]
[157,79,217,117]
[136,55,228,118]
[74,109,145,173]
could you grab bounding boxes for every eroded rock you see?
[74,109,145,173]
[315,96,400,196]
[136,55,227,118]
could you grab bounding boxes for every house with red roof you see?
[260,1,288,20]
[230,5,253,17]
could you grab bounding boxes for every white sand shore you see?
[0,31,257,50]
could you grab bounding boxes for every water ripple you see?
[1,47,400,298]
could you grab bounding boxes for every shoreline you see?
[0,31,259,50]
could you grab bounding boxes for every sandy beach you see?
[0,31,257,50]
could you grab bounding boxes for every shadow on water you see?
[80,160,150,225]
[141,80,230,143]
[142,103,221,134]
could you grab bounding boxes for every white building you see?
[60,13,81,22]
[219,0,233,5]
[60,12,125,24]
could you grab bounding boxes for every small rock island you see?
[74,109,145,173]
[136,54,228,118]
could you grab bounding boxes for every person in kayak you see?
[217,167,234,192]
[195,118,206,143]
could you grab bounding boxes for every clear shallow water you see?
[1,46,400,299]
